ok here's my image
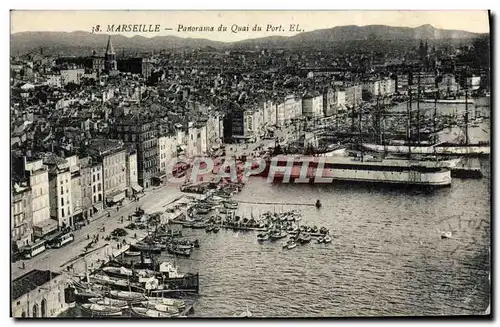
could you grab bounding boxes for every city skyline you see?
[11,10,490,42]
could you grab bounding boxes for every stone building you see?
[109,117,159,189]
[87,139,127,207]
[11,182,33,249]
[11,270,70,318]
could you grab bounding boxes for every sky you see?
[10,10,490,42]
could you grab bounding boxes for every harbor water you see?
[163,158,491,317]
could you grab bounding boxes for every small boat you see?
[74,288,104,302]
[298,233,311,244]
[270,231,288,240]
[441,231,452,239]
[130,306,176,318]
[223,201,238,210]
[144,298,186,309]
[142,302,181,314]
[317,237,324,244]
[102,266,133,277]
[130,243,163,253]
[316,200,322,208]
[108,290,146,302]
[191,221,207,229]
[205,225,214,233]
[167,245,192,257]
[88,297,129,309]
[287,241,298,250]
[257,233,269,242]
[311,226,319,234]
[323,235,332,243]
[319,227,328,234]
[124,251,141,257]
[282,240,290,248]
[213,226,220,233]
[234,305,252,318]
[81,303,122,316]
[175,243,194,250]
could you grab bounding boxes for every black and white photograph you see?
[9,10,491,318]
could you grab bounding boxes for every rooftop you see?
[12,270,60,300]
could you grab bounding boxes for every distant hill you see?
[11,24,487,55]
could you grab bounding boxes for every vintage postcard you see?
[10,10,491,318]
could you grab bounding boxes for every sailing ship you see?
[364,69,489,156]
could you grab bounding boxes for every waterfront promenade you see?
[11,184,185,280]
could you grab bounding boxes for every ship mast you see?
[358,100,364,162]
[407,68,413,157]
[433,71,438,144]
[464,69,469,145]
[416,69,421,144]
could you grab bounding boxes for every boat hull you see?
[271,167,452,187]
[363,143,490,156]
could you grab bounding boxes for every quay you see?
[11,184,193,318]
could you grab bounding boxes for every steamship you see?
[267,153,452,187]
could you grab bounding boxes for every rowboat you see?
[130,243,163,253]
[129,306,176,318]
[257,233,269,242]
[124,251,141,257]
[81,303,122,316]
[88,297,129,309]
[142,302,181,314]
[323,235,332,243]
[108,290,146,302]
[144,298,186,309]
[269,231,288,240]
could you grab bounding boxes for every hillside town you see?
[11,27,491,318]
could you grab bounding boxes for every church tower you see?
[104,35,118,74]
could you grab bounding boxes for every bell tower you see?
[104,35,117,74]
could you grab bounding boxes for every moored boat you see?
[317,237,324,244]
[81,303,122,316]
[144,297,186,309]
[270,231,288,240]
[88,297,129,309]
[323,235,332,243]
[298,233,312,244]
[130,243,163,253]
[257,233,269,242]
[124,251,141,257]
[129,306,176,318]
[167,245,192,257]
[142,302,181,314]
[108,290,146,302]
[191,221,207,229]
[287,241,298,249]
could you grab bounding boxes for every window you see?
[97,184,101,192]
[61,208,64,218]
[60,186,63,195]
[98,194,102,202]
[93,195,96,203]
[61,197,64,206]
[97,173,100,181]
[93,175,95,182]
[93,185,96,193]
